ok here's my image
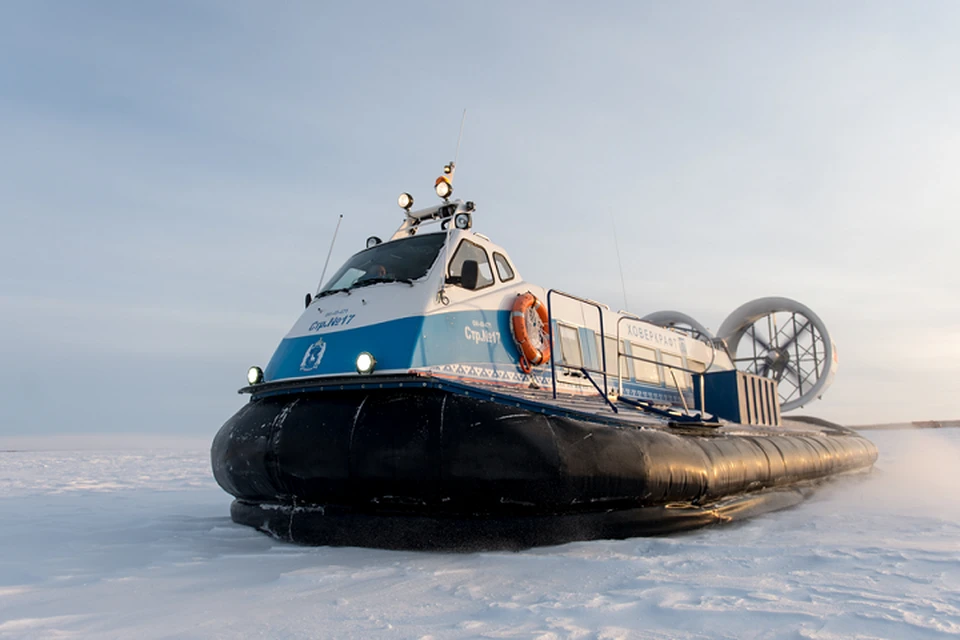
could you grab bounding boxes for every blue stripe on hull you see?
[264,309,692,407]
[264,315,426,381]
[264,310,521,382]
[412,310,518,367]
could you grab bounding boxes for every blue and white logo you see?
[299,338,327,372]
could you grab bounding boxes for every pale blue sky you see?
[2,2,959,435]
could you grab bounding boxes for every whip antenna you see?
[454,108,467,168]
[612,218,629,312]
[436,110,467,199]
[316,214,343,294]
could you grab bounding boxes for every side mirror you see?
[461,260,479,290]
[305,293,313,308]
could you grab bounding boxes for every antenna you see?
[612,218,629,312]
[436,110,466,199]
[453,108,467,168]
[316,214,343,294]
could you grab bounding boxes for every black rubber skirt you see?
[211,387,877,550]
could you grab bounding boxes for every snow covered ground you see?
[1,428,958,639]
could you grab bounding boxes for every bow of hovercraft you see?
[247,209,540,391]
[211,165,877,550]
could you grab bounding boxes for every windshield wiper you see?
[349,276,415,289]
[316,287,352,298]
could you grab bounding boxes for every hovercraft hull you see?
[211,377,877,550]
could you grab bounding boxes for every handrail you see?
[615,348,704,412]
[615,314,704,412]
[615,313,644,393]
[546,290,609,402]
[618,395,719,425]
[579,368,618,413]
[545,293,705,414]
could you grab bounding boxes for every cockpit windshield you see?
[318,232,446,296]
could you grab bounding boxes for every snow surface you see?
[1,429,958,639]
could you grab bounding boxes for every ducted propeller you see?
[717,297,837,412]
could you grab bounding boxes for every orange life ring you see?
[510,293,551,374]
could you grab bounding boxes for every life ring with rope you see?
[510,292,551,374]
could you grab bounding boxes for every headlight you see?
[454,212,472,229]
[247,366,264,385]
[435,178,453,199]
[397,192,414,211]
[356,352,376,375]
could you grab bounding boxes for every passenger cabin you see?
[262,199,734,410]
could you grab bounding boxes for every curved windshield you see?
[319,232,446,295]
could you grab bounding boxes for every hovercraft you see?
[211,163,877,550]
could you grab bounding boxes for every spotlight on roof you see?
[454,212,472,230]
[435,177,452,199]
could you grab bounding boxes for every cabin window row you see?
[447,239,516,290]
[555,323,705,389]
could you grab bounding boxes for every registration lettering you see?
[626,324,678,349]
[309,313,356,332]
[464,325,501,345]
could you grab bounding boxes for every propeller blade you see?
[783,361,804,393]
[780,319,811,351]
[750,330,771,353]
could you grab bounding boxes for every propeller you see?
[718,297,837,412]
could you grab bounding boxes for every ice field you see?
[0,428,957,639]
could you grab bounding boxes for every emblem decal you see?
[299,338,327,372]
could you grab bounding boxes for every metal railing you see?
[614,314,707,414]
[546,290,617,412]
[544,292,710,416]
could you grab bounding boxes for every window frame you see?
[557,322,584,368]
[596,335,628,378]
[687,359,706,373]
[492,252,516,282]
[447,239,495,291]
[661,352,688,389]
[319,232,446,293]
[630,343,661,385]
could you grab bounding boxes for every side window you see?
[558,324,583,367]
[448,240,494,289]
[597,335,622,376]
[631,344,660,384]
[620,340,634,379]
[493,252,515,282]
[611,337,631,378]
[661,353,688,389]
[687,358,705,389]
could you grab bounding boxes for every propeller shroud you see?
[717,297,837,412]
